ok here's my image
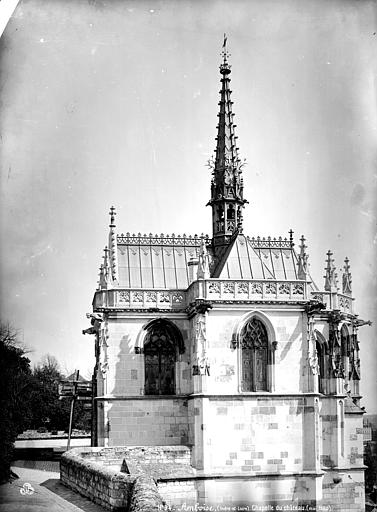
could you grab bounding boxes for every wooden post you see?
[67,370,79,450]
[91,371,97,447]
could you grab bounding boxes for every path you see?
[0,461,106,512]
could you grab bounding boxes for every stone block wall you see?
[345,412,365,469]
[201,397,304,472]
[104,316,191,397]
[158,479,197,507]
[321,470,365,511]
[106,398,190,446]
[205,309,305,394]
[194,476,319,506]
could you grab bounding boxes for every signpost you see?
[58,370,92,450]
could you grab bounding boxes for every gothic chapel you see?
[84,40,369,509]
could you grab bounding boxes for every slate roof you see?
[212,234,298,281]
[116,234,207,289]
[114,232,300,290]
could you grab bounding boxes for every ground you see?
[0,461,105,512]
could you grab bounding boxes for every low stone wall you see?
[60,446,193,511]
[130,475,165,512]
[60,448,134,510]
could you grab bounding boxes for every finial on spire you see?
[98,246,111,289]
[109,206,116,228]
[342,257,352,295]
[289,229,294,246]
[297,235,309,280]
[324,250,338,292]
[220,33,231,74]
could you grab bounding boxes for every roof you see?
[116,234,210,289]
[114,232,300,290]
[212,234,298,281]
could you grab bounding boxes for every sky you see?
[0,0,376,410]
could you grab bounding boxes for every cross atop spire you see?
[109,206,116,228]
[208,36,248,251]
[221,33,230,69]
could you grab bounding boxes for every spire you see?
[108,207,118,284]
[342,257,352,295]
[208,35,247,251]
[297,235,309,280]
[324,250,338,292]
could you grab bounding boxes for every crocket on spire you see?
[208,35,247,251]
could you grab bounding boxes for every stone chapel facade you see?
[84,42,369,509]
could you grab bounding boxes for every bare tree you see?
[0,322,33,482]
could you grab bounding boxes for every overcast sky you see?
[0,0,376,411]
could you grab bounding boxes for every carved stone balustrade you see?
[310,291,353,314]
[93,280,311,312]
[187,279,307,302]
[204,279,307,301]
[338,293,353,313]
[93,289,187,310]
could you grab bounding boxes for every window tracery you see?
[240,318,269,391]
[144,321,179,395]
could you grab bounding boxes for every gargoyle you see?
[82,326,97,335]
[82,312,103,335]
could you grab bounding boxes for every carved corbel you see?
[186,299,213,319]
[305,300,326,316]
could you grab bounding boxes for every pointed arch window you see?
[227,204,235,220]
[340,325,350,381]
[240,318,269,392]
[340,325,349,358]
[316,340,326,394]
[349,334,360,381]
[144,320,183,395]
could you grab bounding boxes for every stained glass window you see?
[316,340,325,394]
[240,318,268,391]
[144,322,177,395]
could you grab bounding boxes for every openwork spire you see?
[98,246,111,290]
[297,235,309,280]
[342,257,352,296]
[208,35,247,250]
[324,250,338,292]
